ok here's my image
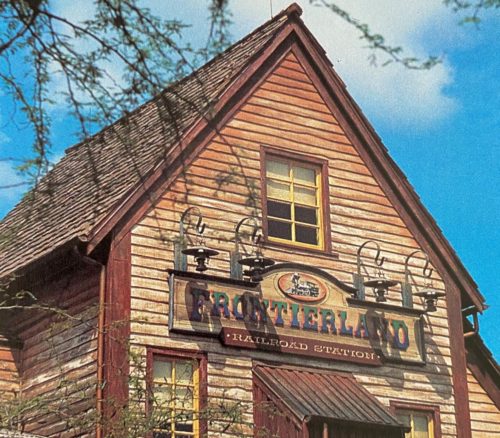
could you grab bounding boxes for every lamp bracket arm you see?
[356,240,386,276]
[404,250,433,284]
[179,206,205,244]
[234,216,261,254]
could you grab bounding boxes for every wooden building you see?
[0,4,498,438]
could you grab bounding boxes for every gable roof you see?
[0,4,485,311]
[0,5,294,279]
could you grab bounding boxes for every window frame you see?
[147,348,207,438]
[260,146,332,253]
[390,401,442,438]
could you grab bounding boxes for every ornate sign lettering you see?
[221,327,381,365]
[169,265,425,365]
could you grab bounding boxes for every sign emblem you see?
[278,272,327,302]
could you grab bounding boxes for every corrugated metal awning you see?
[253,365,405,430]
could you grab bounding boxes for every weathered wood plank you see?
[259,79,326,104]
[266,71,318,92]
[467,368,500,435]
[272,64,313,82]
[126,51,462,438]
[248,94,339,124]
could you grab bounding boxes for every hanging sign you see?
[169,265,425,365]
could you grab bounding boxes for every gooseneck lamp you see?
[178,207,219,272]
[364,277,399,303]
[238,252,275,282]
[415,289,446,313]
[182,245,219,272]
[234,219,274,282]
[403,250,445,313]
[356,240,397,303]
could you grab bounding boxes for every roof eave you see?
[1,236,87,285]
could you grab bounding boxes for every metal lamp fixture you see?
[364,276,399,303]
[234,220,274,282]
[231,217,260,279]
[403,250,444,313]
[178,207,219,272]
[182,245,219,272]
[356,240,397,303]
[238,252,275,282]
[414,289,446,313]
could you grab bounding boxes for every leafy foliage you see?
[0,0,231,184]
[444,0,500,24]
[0,0,497,188]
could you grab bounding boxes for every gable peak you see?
[282,2,303,18]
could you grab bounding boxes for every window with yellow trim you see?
[396,409,435,438]
[265,157,323,249]
[152,356,199,438]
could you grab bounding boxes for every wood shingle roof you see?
[0,6,293,278]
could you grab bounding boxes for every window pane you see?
[175,410,194,422]
[295,206,317,225]
[265,157,323,248]
[414,415,430,438]
[174,415,194,436]
[174,387,194,409]
[267,180,290,200]
[268,200,291,220]
[175,362,194,385]
[296,225,318,245]
[154,361,172,383]
[295,186,316,206]
[266,160,289,180]
[153,357,198,437]
[175,422,194,432]
[154,386,172,407]
[294,166,316,186]
[268,220,292,240]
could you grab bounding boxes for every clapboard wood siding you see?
[0,343,20,400]
[12,265,100,437]
[467,367,500,436]
[130,51,460,436]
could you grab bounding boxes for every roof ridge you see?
[193,2,301,73]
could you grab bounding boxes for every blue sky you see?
[0,1,498,359]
